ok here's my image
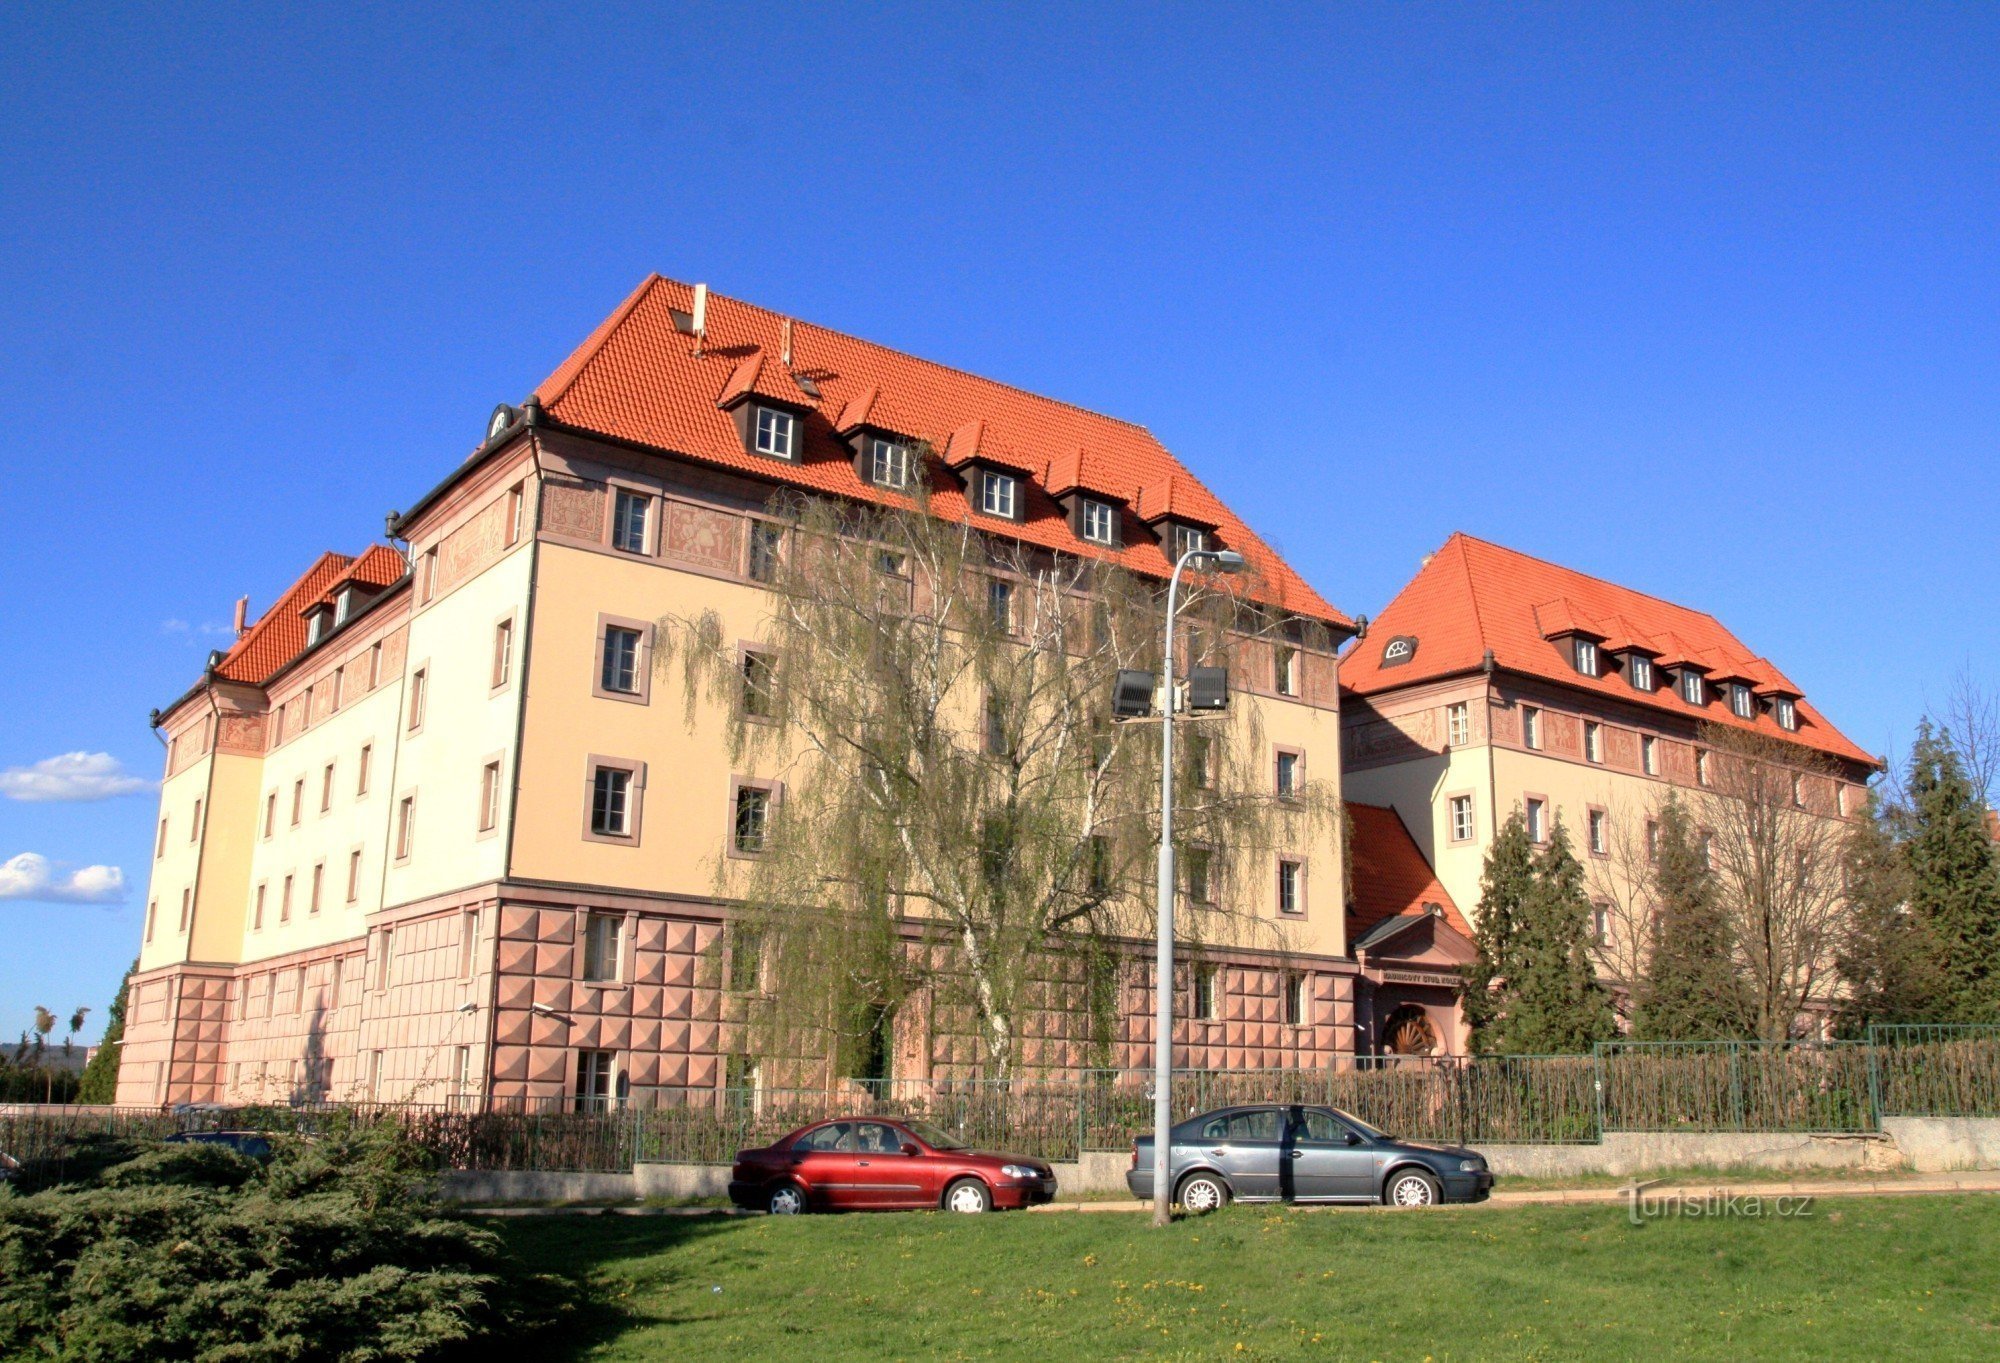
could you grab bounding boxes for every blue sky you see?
[3,3,1996,1042]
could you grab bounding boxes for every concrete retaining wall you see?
[1481,1131,1905,1179]
[440,1169,636,1203]
[1880,1117,2000,1172]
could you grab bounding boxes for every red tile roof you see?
[1339,532,1874,766]
[214,545,405,684]
[531,276,1348,627]
[1347,802,1470,939]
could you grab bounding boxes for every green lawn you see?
[498,1196,2000,1361]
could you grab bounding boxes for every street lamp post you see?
[1152,545,1246,1227]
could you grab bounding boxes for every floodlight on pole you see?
[1150,544,1245,1227]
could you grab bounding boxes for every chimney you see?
[233,597,250,638]
[781,317,793,367]
[690,283,708,357]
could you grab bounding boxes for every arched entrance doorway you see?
[1381,1004,1439,1057]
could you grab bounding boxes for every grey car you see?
[1127,1103,1493,1210]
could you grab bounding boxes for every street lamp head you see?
[1191,548,1248,573]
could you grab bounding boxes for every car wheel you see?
[1175,1172,1230,1214]
[944,1178,992,1214]
[766,1182,808,1215]
[1385,1169,1441,1208]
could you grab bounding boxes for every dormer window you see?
[1574,639,1599,678]
[1080,498,1117,546]
[978,469,1019,520]
[334,589,353,626]
[868,438,910,490]
[1730,684,1755,720]
[754,407,796,460]
[1628,656,1654,692]
[1171,524,1209,562]
[1681,670,1706,706]
[306,611,326,647]
[1774,696,1798,731]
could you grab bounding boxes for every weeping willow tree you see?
[654,464,1339,1082]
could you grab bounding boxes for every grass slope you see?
[502,1196,2000,1361]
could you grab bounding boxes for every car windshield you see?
[1328,1107,1390,1141]
[896,1119,968,1151]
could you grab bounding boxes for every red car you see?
[728,1117,1059,1214]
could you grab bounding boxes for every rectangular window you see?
[357,743,372,796]
[178,887,191,934]
[1446,701,1470,747]
[1696,749,1711,786]
[309,862,324,915]
[1278,858,1304,915]
[1521,706,1541,749]
[1775,697,1797,731]
[611,488,652,553]
[984,695,1010,756]
[869,437,909,489]
[987,578,1014,633]
[1593,903,1613,947]
[330,667,344,712]
[189,800,202,842]
[728,926,764,992]
[295,965,308,1015]
[375,929,394,992]
[1283,971,1308,1027]
[1731,684,1755,719]
[1791,771,1804,807]
[264,791,277,837]
[321,762,335,813]
[455,1045,474,1101]
[1449,794,1475,843]
[347,849,362,903]
[747,522,782,583]
[590,767,632,837]
[1641,735,1658,776]
[1192,965,1220,1021]
[574,1050,618,1112]
[1682,670,1705,706]
[1087,835,1113,894]
[1584,721,1603,764]
[291,778,304,826]
[480,761,502,832]
[733,785,772,854]
[584,912,623,983]
[1525,797,1547,844]
[1646,820,1661,861]
[396,796,415,860]
[1080,498,1116,545]
[1188,732,1212,790]
[1274,646,1300,697]
[1588,808,1608,856]
[1183,847,1212,904]
[329,956,343,1008]
[754,407,795,459]
[458,910,479,979]
[978,469,1018,519]
[280,874,293,924]
[1172,524,1209,560]
[1575,639,1599,677]
[368,1051,383,1101]
[1630,656,1654,691]
[740,651,775,719]
[1275,750,1300,796]
[505,484,525,546]
[368,642,382,689]
[421,547,439,604]
[492,618,514,688]
[253,883,266,930]
[145,900,157,942]
[407,668,427,731]
[155,817,168,859]
[600,626,642,694]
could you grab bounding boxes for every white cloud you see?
[0,853,128,905]
[160,618,191,636]
[0,752,155,803]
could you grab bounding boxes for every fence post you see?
[1865,1029,1884,1132]
[1729,1043,1745,1132]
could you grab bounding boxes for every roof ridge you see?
[1451,533,1491,658]
[1451,530,1736,628]
[671,277,1159,436]
[535,273,670,409]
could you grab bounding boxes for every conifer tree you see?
[1632,794,1749,1040]
[76,961,134,1105]
[1465,813,1535,1052]
[1492,817,1617,1053]
[1836,794,1947,1033]
[1903,723,2000,1022]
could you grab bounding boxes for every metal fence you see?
[5,1026,1996,1174]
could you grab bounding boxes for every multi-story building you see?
[119,274,1394,1109]
[1340,532,1880,1028]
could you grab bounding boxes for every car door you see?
[788,1122,865,1208]
[1196,1107,1286,1200]
[1287,1107,1377,1200]
[846,1121,927,1208]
